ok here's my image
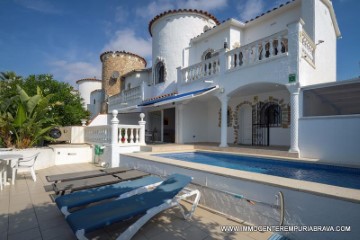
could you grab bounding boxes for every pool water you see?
[154,151,360,189]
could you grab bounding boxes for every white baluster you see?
[124,128,129,144]
[269,38,274,58]
[277,36,282,55]
[119,127,123,144]
[136,128,140,143]
[130,128,134,144]
[262,41,266,59]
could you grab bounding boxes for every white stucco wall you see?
[151,12,216,96]
[189,28,229,66]
[243,3,300,45]
[312,0,337,84]
[124,72,149,90]
[179,89,290,146]
[299,115,360,166]
[89,90,103,118]
[78,80,102,110]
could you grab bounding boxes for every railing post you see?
[218,48,227,73]
[139,113,146,146]
[110,110,119,167]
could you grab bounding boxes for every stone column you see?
[219,95,229,148]
[287,84,300,153]
[110,110,119,167]
[138,113,146,146]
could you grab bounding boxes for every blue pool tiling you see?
[154,151,360,189]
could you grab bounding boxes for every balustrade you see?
[227,30,288,71]
[84,125,111,144]
[300,31,316,65]
[118,125,141,145]
[181,56,220,83]
[108,86,143,111]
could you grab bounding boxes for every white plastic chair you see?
[12,153,40,184]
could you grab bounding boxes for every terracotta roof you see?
[76,78,101,84]
[148,9,220,37]
[143,92,177,103]
[100,50,147,66]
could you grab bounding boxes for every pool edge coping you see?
[122,151,360,203]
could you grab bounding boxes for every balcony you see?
[108,85,143,112]
[180,55,221,84]
[226,30,288,72]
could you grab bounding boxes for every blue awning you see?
[138,86,218,107]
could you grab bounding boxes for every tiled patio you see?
[0,163,272,240]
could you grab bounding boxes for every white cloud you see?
[237,0,265,21]
[14,0,62,14]
[135,0,227,19]
[102,29,152,59]
[50,60,101,85]
[135,0,174,20]
[179,0,227,11]
[115,6,129,23]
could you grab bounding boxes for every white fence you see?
[299,115,360,166]
[84,125,111,144]
[84,112,146,146]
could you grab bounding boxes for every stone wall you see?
[100,51,146,97]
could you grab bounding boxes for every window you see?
[127,83,131,90]
[93,99,96,104]
[260,103,282,127]
[155,62,165,84]
[303,82,360,117]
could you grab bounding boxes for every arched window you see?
[155,62,165,84]
[260,103,282,127]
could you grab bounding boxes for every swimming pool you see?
[154,151,360,189]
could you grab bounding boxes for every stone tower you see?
[100,51,147,113]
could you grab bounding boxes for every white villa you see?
[77,0,360,166]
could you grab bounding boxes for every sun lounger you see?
[55,175,163,216]
[53,170,149,195]
[65,174,201,240]
[46,167,130,183]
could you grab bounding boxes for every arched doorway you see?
[238,104,252,144]
[253,102,282,146]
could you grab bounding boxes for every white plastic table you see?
[0,154,23,188]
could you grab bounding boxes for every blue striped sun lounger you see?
[64,174,201,240]
[55,175,163,216]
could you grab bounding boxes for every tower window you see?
[155,62,165,84]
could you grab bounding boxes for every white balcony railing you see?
[108,85,143,111]
[227,30,288,71]
[118,125,141,145]
[181,55,220,84]
[84,125,111,144]
[84,124,144,145]
[300,30,316,67]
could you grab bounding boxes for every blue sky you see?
[0,0,359,85]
